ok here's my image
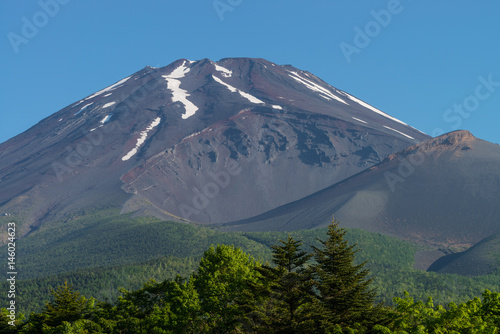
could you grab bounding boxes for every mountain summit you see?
[0,58,429,236]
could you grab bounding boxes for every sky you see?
[1,0,500,145]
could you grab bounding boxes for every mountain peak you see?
[434,129,475,143]
[0,57,430,232]
[418,130,475,152]
[383,130,475,163]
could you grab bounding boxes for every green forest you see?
[3,209,500,318]
[2,220,500,333]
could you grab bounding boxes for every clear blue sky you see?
[1,0,500,144]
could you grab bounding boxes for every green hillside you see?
[2,209,500,316]
[13,208,272,280]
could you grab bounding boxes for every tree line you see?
[3,220,500,333]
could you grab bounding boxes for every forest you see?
[2,220,500,333]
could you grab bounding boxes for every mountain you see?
[0,58,429,239]
[428,232,500,276]
[223,130,500,249]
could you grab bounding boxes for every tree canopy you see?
[9,219,500,333]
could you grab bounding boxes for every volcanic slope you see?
[223,131,500,249]
[0,58,429,238]
[428,232,500,276]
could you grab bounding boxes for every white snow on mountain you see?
[212,75,237,93]
[122,117,162,161]
[162,61,199,119]
[272,105,283,110]
[212,75,264,104]
[343,92,407,126]
[383,125,414,140]
[238,90,264,104]
[85,76,131,100]
[168,61,191,78]
[75,102,93,116]
[90,113,114,132]
[288,71,348,105]
[352,117,367,124]
[100,114,113,124]
[102,102,116,109]
[214,64,233,77]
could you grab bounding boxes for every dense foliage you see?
[4,220,500,333]
[3,212,500,317]
[13,208,273,280]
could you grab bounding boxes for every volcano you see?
[0,58,429,238]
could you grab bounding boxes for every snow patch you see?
[90,113,114,132]
[272,105,283,110]
[58,118,63,122]
[214,64,232,77]
[344,93,407,126]
[100,114,113,124]
[383,126,414,140]
[85,76,131,100]
[238,90,264,104]
[122,117,162,161]
[102,101,116,109]
[75,102,93,116]
[288,71,348,105]
[212,75,264,104]
[162,61,199,119]
[103,93,112,97]
[212,75,237,92]
[352,117,367,124]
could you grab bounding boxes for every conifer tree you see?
[20,281,93,333]
[312,218,384,331]
[242,235,317,333]
[44,281,89,327]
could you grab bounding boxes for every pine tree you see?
[312,218,385,331]
[43,281,89,327]
[241,235,317,333]
[20,281,93,333]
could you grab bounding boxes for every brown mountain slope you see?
[0,58,428,238]
[223,131,500,249]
